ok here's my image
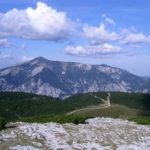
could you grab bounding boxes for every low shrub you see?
[129,117,150,125]
[0,117,6,130]
[21,114,91,124]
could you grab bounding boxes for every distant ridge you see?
[0,57,149,98]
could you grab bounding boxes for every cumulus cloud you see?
[120,29,150,44]
[65,14,150,58]
[65,43,122,56]
[0,2,74,41]
[83,20,150,46]
[68,18,122,57]
[0,38,10,47]
[83,23,118,45]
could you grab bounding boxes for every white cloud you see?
[0,38,10,47]
[0,2,74,41]
[83,13,150,47]
[0,54,15,69]
[102,14,116,26]
[83,23,118,45]
[0,53,34,69]
[0,53,33,62]
[120,29,150,44]
[65,15,150,58]
[105,17,116,26]
[20,44,27,50]
[21,55,34,62]
[0,54,10,59]
[65,43,122,56]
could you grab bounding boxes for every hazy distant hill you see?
[0,57,149,98]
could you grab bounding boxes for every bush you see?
[21,114,91,124]
[0,117,6,130]
[129,117,150,125]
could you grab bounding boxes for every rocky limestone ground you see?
[0,118,150,150]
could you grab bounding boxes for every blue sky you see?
[0,0,150,76]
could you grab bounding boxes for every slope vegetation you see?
[0,92,149,125]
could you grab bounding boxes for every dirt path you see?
[66,104,109,115]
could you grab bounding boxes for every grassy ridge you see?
[0,92,150,125]
[69,104,141,118]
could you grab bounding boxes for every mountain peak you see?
[0,57,149,98]
[32,56,48,61]
[28,57,50,66]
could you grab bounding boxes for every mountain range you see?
[0,57,149,98]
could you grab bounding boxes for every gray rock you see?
[0,57,149,98]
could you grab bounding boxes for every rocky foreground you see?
[0,118,150,150]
